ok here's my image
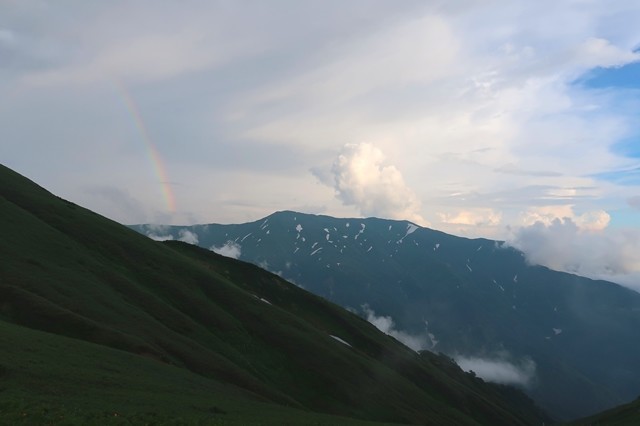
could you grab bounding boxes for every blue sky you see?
[1,1,640,289]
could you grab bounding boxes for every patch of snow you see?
[388,225,392,231]
[399,223,419,243]
[499,285,505,291]
[367,246,373,252]
[434,243,440,251]
[476,246,482,251]
[330,335,352,347]
[326,234,330,241]
[240,233,252,242]
[260,298,272,305]
[553,328,562,335]
[312,242,318,249]
[513,274,518,283]
[310,247,323,256]
[346,222,350,228]
[301,237,306,242]
[266,230,270,235]
[294,247,299,254]
[324,228,329,233]
[295,224,303,232]
[466,264,473,272]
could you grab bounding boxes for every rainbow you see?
[114,81,177,213]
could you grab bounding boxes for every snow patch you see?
[330,335,352,347]
[310,247,323,256]
[295,224,303,232]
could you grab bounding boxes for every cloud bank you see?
[454,354,536,387]
[210,241,242,259]
[507,218,640,291]
[177,229,198,244]
[362,305,434,352]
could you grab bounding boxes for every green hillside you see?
[571,397,640,426]
[0,163,549,424]
[132,210,640,421]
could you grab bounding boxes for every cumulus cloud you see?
[454,354,536,387]
[507,218,640,290]
[210,241,241,259]
[328,143,426,224]
[362,305,435,352]
[177,229,198,244]
[520,205,611,231]
[438,209,502,227]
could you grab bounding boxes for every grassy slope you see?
[0,164,548,425]
[570,397,640,426]
[0,319,394,425]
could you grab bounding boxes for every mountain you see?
[0,163,550,425]
[132,210,640,421]
[571,396,640,425]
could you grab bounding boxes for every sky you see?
[2,1,640,288]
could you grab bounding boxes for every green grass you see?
[0,163,549,425]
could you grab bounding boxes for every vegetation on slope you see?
[138,210,640,420]
[0,164,548,425]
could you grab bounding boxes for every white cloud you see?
[507,218,640,290]
[362,305,435,352]
[3,0,640,261]
[520,205,610,231]
[147,233,173,241]
[438,209,502,227]
[327,143,426,225]
[178,229,198,245]
[211,241,241,259]
[455,354,536,387]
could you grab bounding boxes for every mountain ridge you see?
[132,209,640,421]
[0,163,550,424]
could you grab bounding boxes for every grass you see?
[0,163,549,425]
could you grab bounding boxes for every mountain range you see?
[133,210,640,421]
[0,163,555,424]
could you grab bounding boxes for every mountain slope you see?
[133,210,640,420]
[571,397,640,426]
[0,163,548,425]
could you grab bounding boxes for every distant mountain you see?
[133,210,640,421]
[0,163,549,425]
[572,396,640,425]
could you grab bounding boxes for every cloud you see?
[439,209,502,227]
[210,241,241,259]
[506,218,640,290]
[362,305,435,352]
[628,196,640,210]
[327,143,426,224]
[147,233,173,241]
[454,354,536,387]
[177,229,198,244]
[519,205,610,231]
